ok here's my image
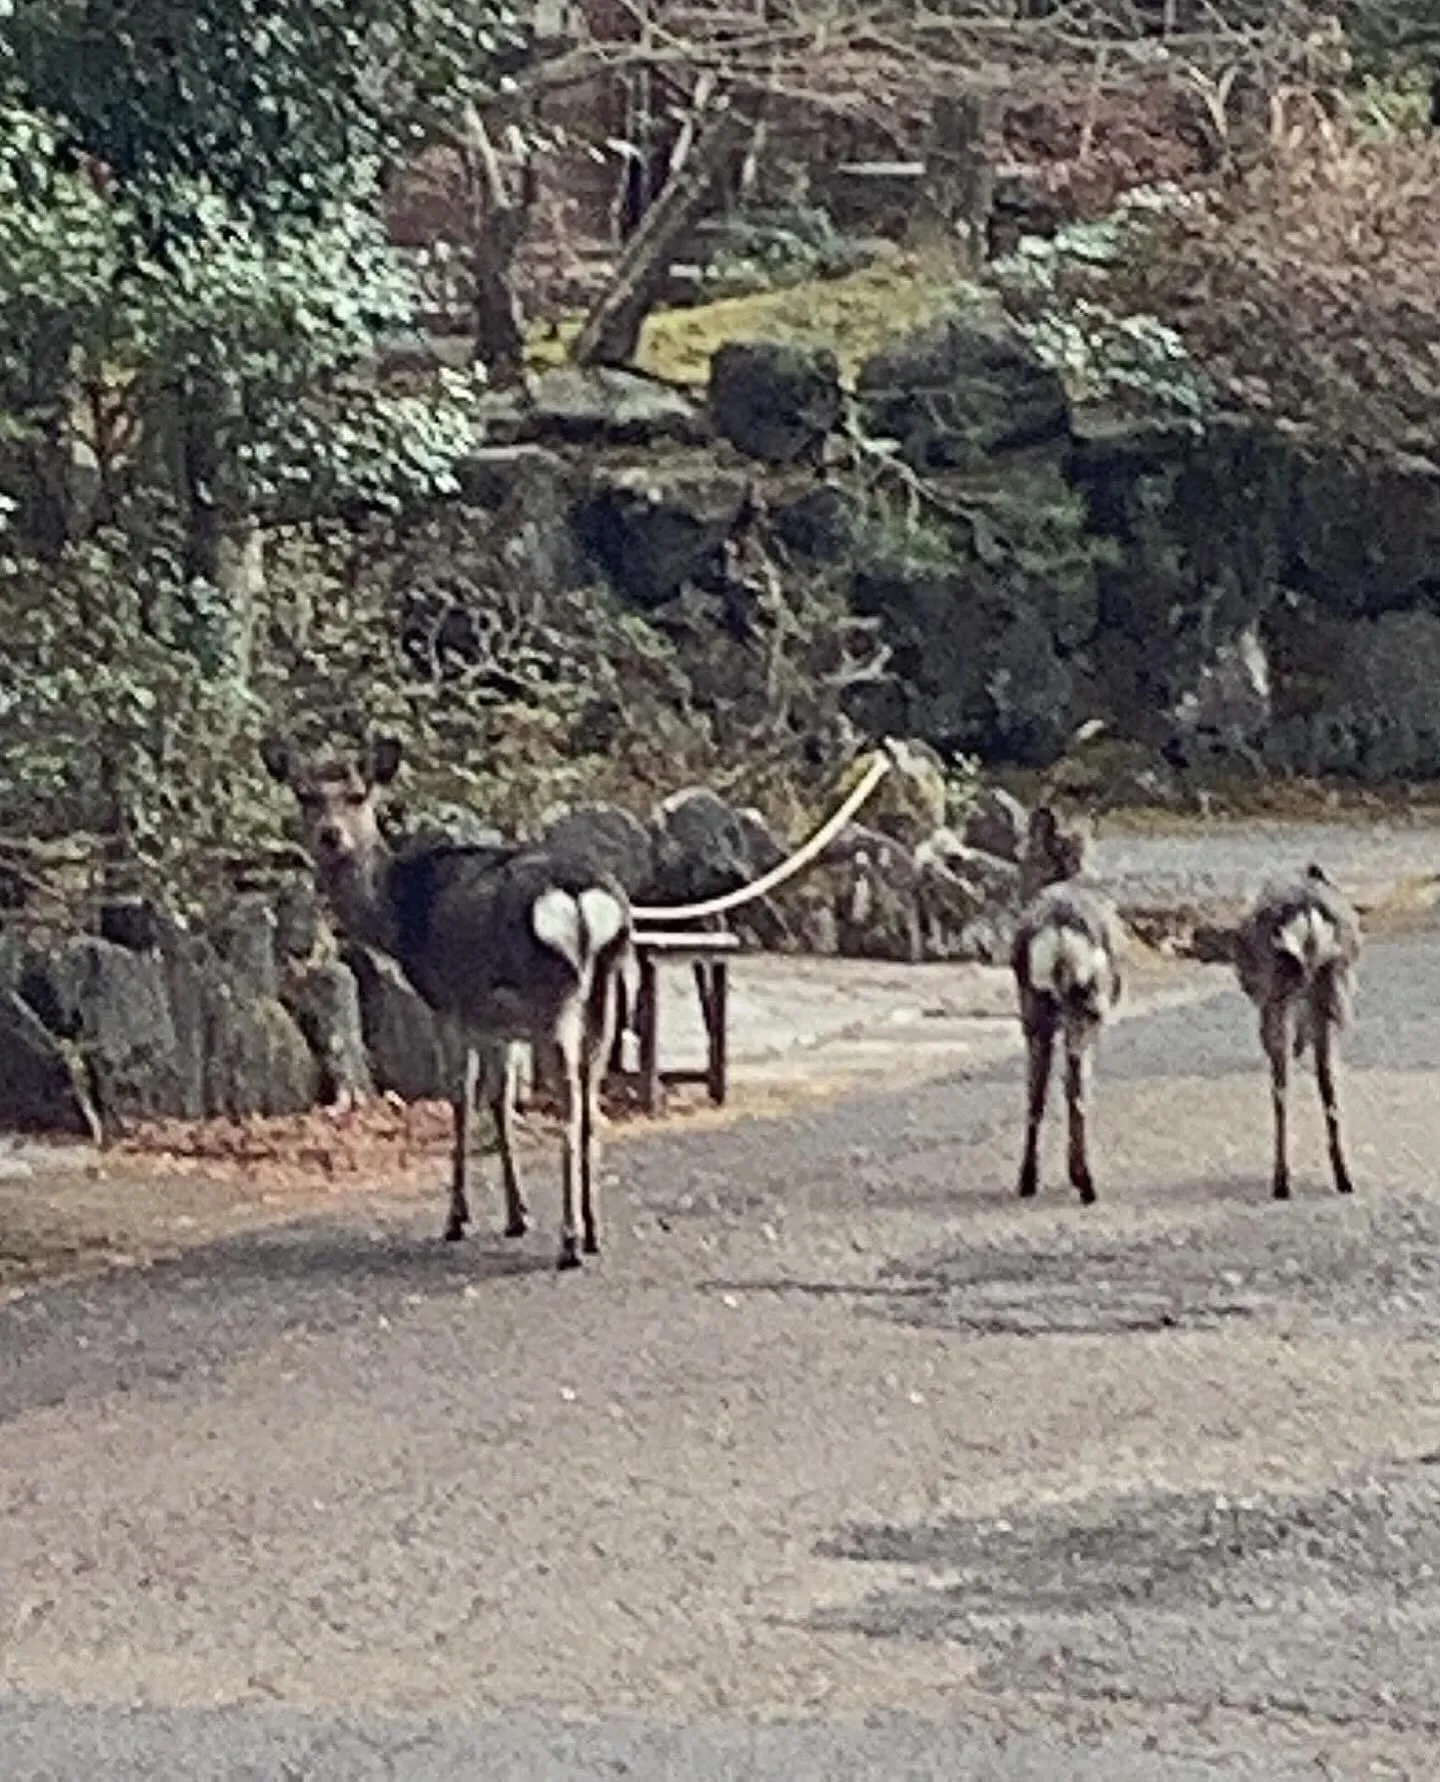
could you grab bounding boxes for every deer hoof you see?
[1075,1180,1097,1206]
[504,1214,529,1239]
[582,1231,600,1256]
[1334,1174,1355,1197]
[557,1237,582,1271]
[443,1215,468,1242]
[1017,1167,1039,1199]
[1271,1178,1292,1202]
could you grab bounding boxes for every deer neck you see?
[318,846,401,956]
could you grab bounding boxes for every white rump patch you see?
[1030,926,1100,994]
[533,886,628,973]
[578,887,627,955]
[1277,908,1339,969]
[532,888,584,972]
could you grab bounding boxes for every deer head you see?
[261,735,403,886]
[1020,804,1091,900]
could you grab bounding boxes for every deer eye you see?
[345,791,367,809]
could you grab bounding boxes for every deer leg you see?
[554,1011,586,1271]
[1017,1002,1056,1199]
[492,1044,529,1238]
[1313,1009,1354,1196]
[1065,1024,1097,1206]
[1262,1002,1292,1201]
[579,963,618,1257]
[445,1043,479,1241]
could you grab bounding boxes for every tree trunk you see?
[7,314,76,557]
[571,101,752,370]
[469,218,528,386]
[179,361,264,684]
[459,103,531,388]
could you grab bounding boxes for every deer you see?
[1011,806,1124,1205]
[261,734,634,1270]
[1234,862,1360,1200]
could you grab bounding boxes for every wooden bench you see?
[610,928,741,1115]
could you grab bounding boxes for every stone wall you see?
[457,316,1440,794]
[0,769,1037,1133]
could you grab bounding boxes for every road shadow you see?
[718,1185,1440,1340]
[813,1460,1440,1731]
[0,1218,556,1426]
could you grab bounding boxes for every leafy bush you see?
[991,191,1213,428]
[1059,124,1440,453]
[698,204,877,301]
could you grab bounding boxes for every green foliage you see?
[991,192,1214,430]
[849,497,958,574]
[0,527,271,893]
[1341,0,1440,83]
[0,506,735,897]
[0,0,531,563]
[5,0,527,212]
[698,204,877,301]
[1348,68,1435,139]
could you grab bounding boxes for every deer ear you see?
[259,735,293,785]
[368,735,403,786]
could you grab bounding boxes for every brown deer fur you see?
[1010,806,1123,1204]
[1234,863,1360,1200]
[262,735,633,1270]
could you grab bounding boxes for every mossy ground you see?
[525,247,978,388]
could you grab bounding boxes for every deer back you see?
[387,845,609,1022]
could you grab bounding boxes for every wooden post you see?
[908,90,996,271]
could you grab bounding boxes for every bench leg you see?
[692,960,730,1108]
[608,965,630,1078]
[708,961,729,1107]
[638,952,662,1115]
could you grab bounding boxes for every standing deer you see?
[262,735,633,1269]
[1234,863,1360,1200]
[1011,806,1124,1204]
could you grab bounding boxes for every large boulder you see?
[479,367,708,449]
[1290,608,1440,781]
[451,444,584,598]
[346,945,461,1103]
[856,313,1070,471]
[830,739,949,848]
[770,483,855,562]
[917,830,1024,909]
[707,340,843,465]
[201,983,320,1120]
[155,925,210,1120]
[984,608,1076,763]
[961,786,1030,862]
[541,803,656,897]
[574,455,752,608]
[0,988,98,1137]
[850,559,990,741]
[17,937,193,1126]
[273,877,325,964]
[1169,621,1271,758]
[647,787,759,908]
[826,824,924,962]
[283,960,374,1107]
[207,892,281,1001]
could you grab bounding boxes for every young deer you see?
[262,735,633,1269]
[1011,806,1123,1204]
[1234,863,1360,1200]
